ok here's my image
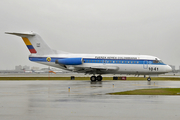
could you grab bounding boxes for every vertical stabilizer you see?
[5,31,54,55]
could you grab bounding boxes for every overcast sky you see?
[1,0,180,70]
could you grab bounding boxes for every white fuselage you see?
[29,53,172,75]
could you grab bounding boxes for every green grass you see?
[0,77,180,80]
[0,77,112,80]
[109,88,180,95]
[126,77,180,81]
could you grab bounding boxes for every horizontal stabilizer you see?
[5,31,35,37]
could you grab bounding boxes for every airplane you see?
[5,31,172,81]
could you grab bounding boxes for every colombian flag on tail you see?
[22,37,37,53]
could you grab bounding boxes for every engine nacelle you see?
[55,58,83,65]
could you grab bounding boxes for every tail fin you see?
[5,31,54,55]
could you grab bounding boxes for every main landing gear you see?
[90,75,103,82]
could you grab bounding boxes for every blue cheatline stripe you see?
[29,57,64,62]
[29,57,166,65]
[27,45,35,49]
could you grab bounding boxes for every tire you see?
[147,77,151,81]
[97,76,103,81]
[90,76,97,82]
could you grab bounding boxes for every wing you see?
[72,66,119,74]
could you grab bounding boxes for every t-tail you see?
[5,31,55,55]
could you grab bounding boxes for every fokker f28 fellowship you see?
[5,31,172,81]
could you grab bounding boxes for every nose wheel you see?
[90,75,103,82]
[147,77,151,81]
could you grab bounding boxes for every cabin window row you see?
[84,60,139,64]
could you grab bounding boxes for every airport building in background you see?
[31,67,40,70]
[15,65,31,71]
[169,65,175,72]
[15,65,22,71]
[23,65,30,70]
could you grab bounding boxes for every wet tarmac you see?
[0,80,180,120]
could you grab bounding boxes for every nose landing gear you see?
[147,77,151,81]
[145,75,151,81]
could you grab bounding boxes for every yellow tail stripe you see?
[22,37,32,45]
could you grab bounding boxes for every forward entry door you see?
[143,61,148,69]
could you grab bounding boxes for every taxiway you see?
[0,80,180,120]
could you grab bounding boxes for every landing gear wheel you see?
[90,76,97,82]
[147,77,151,81]
[97,76,103,81]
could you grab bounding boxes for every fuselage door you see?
[143,60,148,69]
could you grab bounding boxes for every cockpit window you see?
[153,60,159,63]
[159,60,163,63]
[153,58,163,64]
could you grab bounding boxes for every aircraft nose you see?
[166,65,172,72]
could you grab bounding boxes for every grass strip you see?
[0,77,180,80]
[0,77,112,80]
[109,88,180,95]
